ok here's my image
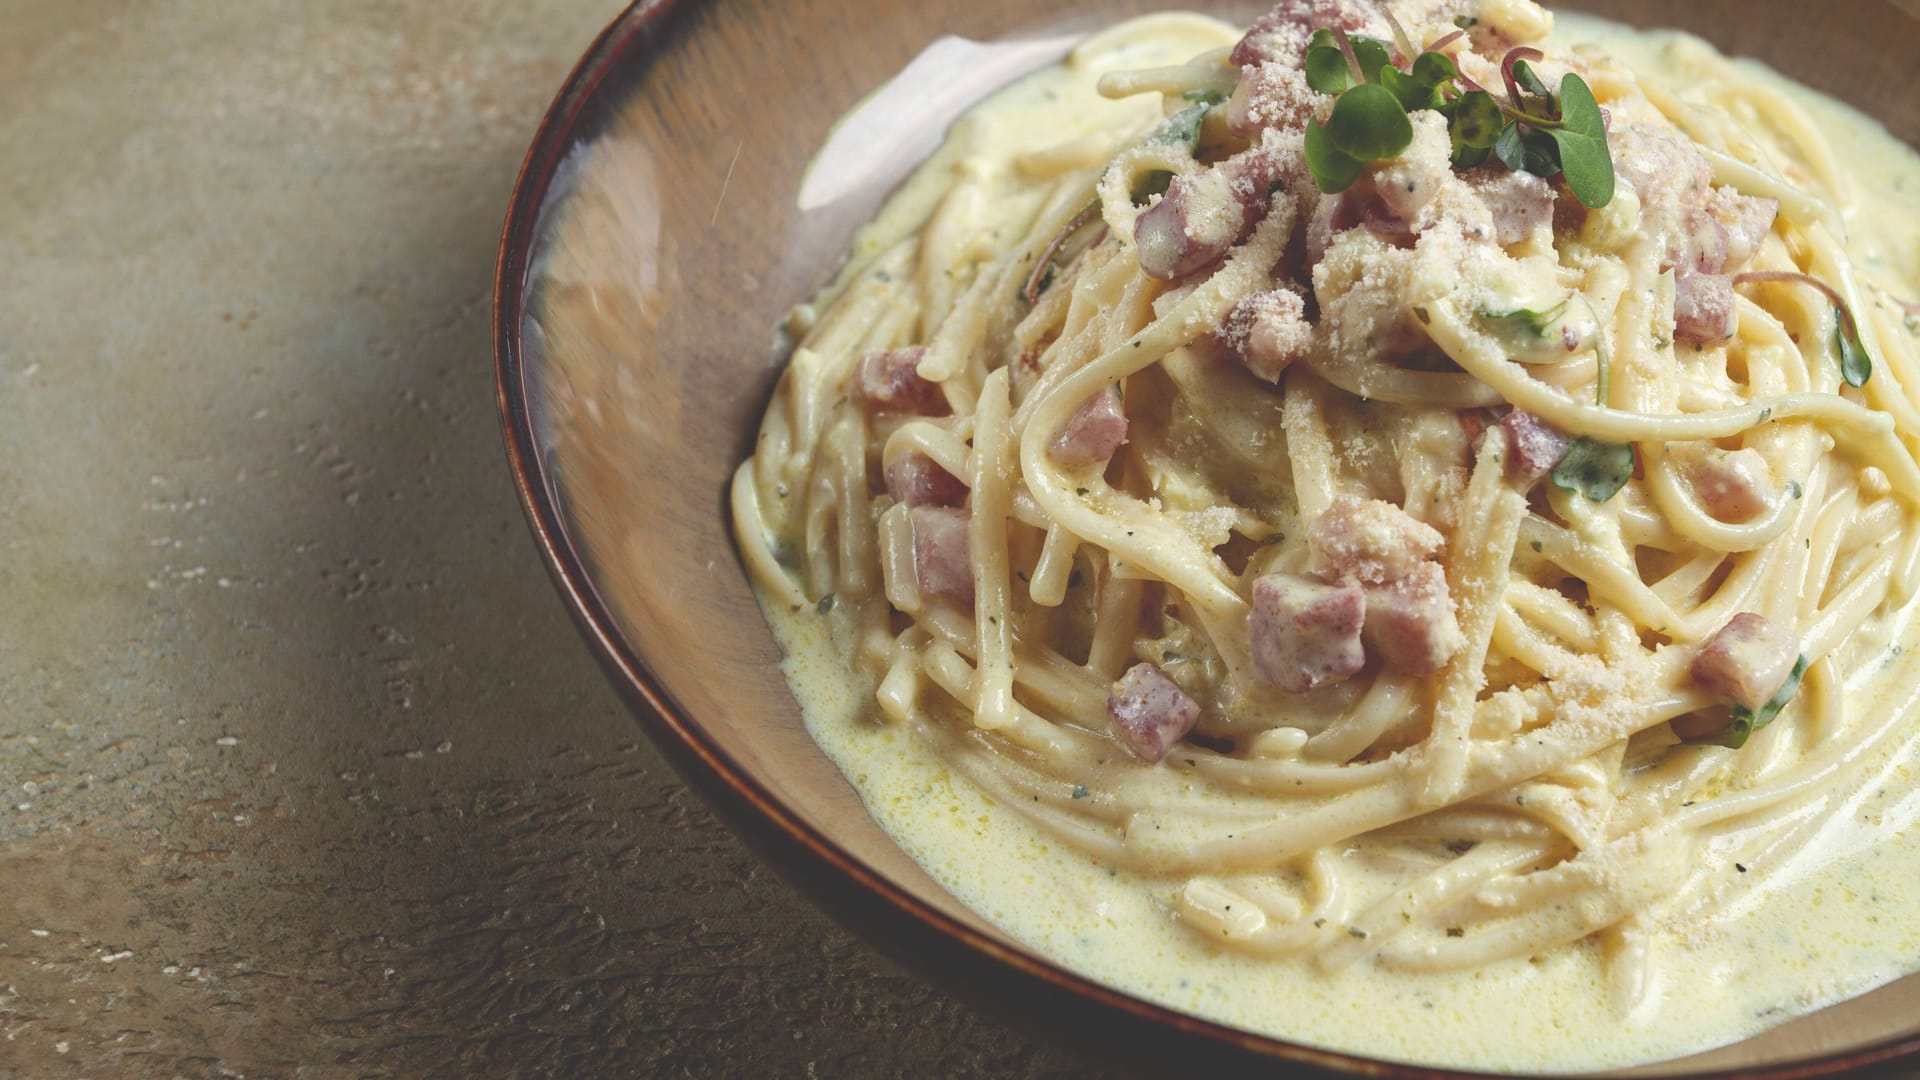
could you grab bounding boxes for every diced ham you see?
[1706,189,1779,270]
[1227,62,1320,138]
[885,452,967,508]
[1107,663,1201,763]
[1684,447,1775,523]
[1692,612,1800,713]
[1501,410,1571,484]
[1134,145,1285,281]
[1248,572,1367,693]
[1049,386,1128,468]
[1673,270,1737,344]
[1221,287,1313,382]
[856,345,943,413]
[1362,561,1464,675]
[1467,169,1555,247]
[1307,494,1444,585]
[909,505,974,606]
[1230,0,1378,68]
[1614,125,1713,219]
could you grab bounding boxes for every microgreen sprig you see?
[1299,32,1616,210]
[1733,271,1874,387]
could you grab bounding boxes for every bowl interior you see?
[500,0,1920,1074]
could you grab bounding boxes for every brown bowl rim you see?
[491,2,1920,1075]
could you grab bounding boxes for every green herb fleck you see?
[1071,784,1090,799]
[1446,926,1466,938]
[1551,437,1634,502]
[815,593,836,615]
[1180,88,1227,105]
[1348,927,1369,940]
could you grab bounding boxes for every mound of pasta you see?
[735,0,1920,1031]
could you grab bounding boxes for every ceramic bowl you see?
[495,1,1920,1074]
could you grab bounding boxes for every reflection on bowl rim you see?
[491,1,1920,1075]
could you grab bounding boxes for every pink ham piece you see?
[1107,663,1202,763]
[1133,146,1284,282]
[856,345,943,413]
[885,452,967,508]
[1362,561,1464,675]
[1230,0,1378,67]
[1708,189,1779,269]
[1501,410,1571,484]
[1673,270,1737,344]
[1227,63,1320,138]
[1248,572,1366,693]
[1222,288,1313,382]
[909,505,974,606]
[1307,494,1444,585]
[1685,447,1775,523]
[1692,612,1800,713]
[1049,386,1129,468]
[1467,169,1555,247]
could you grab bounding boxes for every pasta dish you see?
[731,0,1920,1067]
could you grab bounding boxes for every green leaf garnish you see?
[1550,437,1634,502]
[1495,122,1559,177]
[1544,75,1615,209]
[1586,298,1611,406]
[1305,30,1356,94]
[1836,311,1873,387]
[1714,655,1807,749]
[1412,50,1461,88]
[1326,83,1415,161]
[1305,117,1365,193]
[1512,59,1551,99]
[1733,272,1874,387]
[1292,33,1616,208]
[1148,101,1213,148]
[1480,298,1569,340]
[1446,90,1503,157]
[1349,34,1393,84]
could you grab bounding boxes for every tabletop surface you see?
[0,3,1102,1075]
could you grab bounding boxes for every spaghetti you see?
[733,0,1920,1064]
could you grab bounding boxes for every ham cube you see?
[1221,288,1312,383]
[1133,146,1283,282]
[1501,410,1571,484]
[1707,189,1779,271]
[857,345,943,413]
[1227,62,1319,138]
[1691,612,1800,712]
[1049,386,1128,468]
[1248,572,1366,693]
[885,452,967,508]
[1673,271,1737,344]
[1685,447,1775,523]
[1107,663,1201,763]
[1468,169,1555,247]
[1230,0,1376,67]
[1307,495,1444,586]
[909,505,974,606]
[1363,561,1464,676]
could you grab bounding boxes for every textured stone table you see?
[0,4,1097,1074]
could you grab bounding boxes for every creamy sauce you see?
[764,14,1920,1072]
